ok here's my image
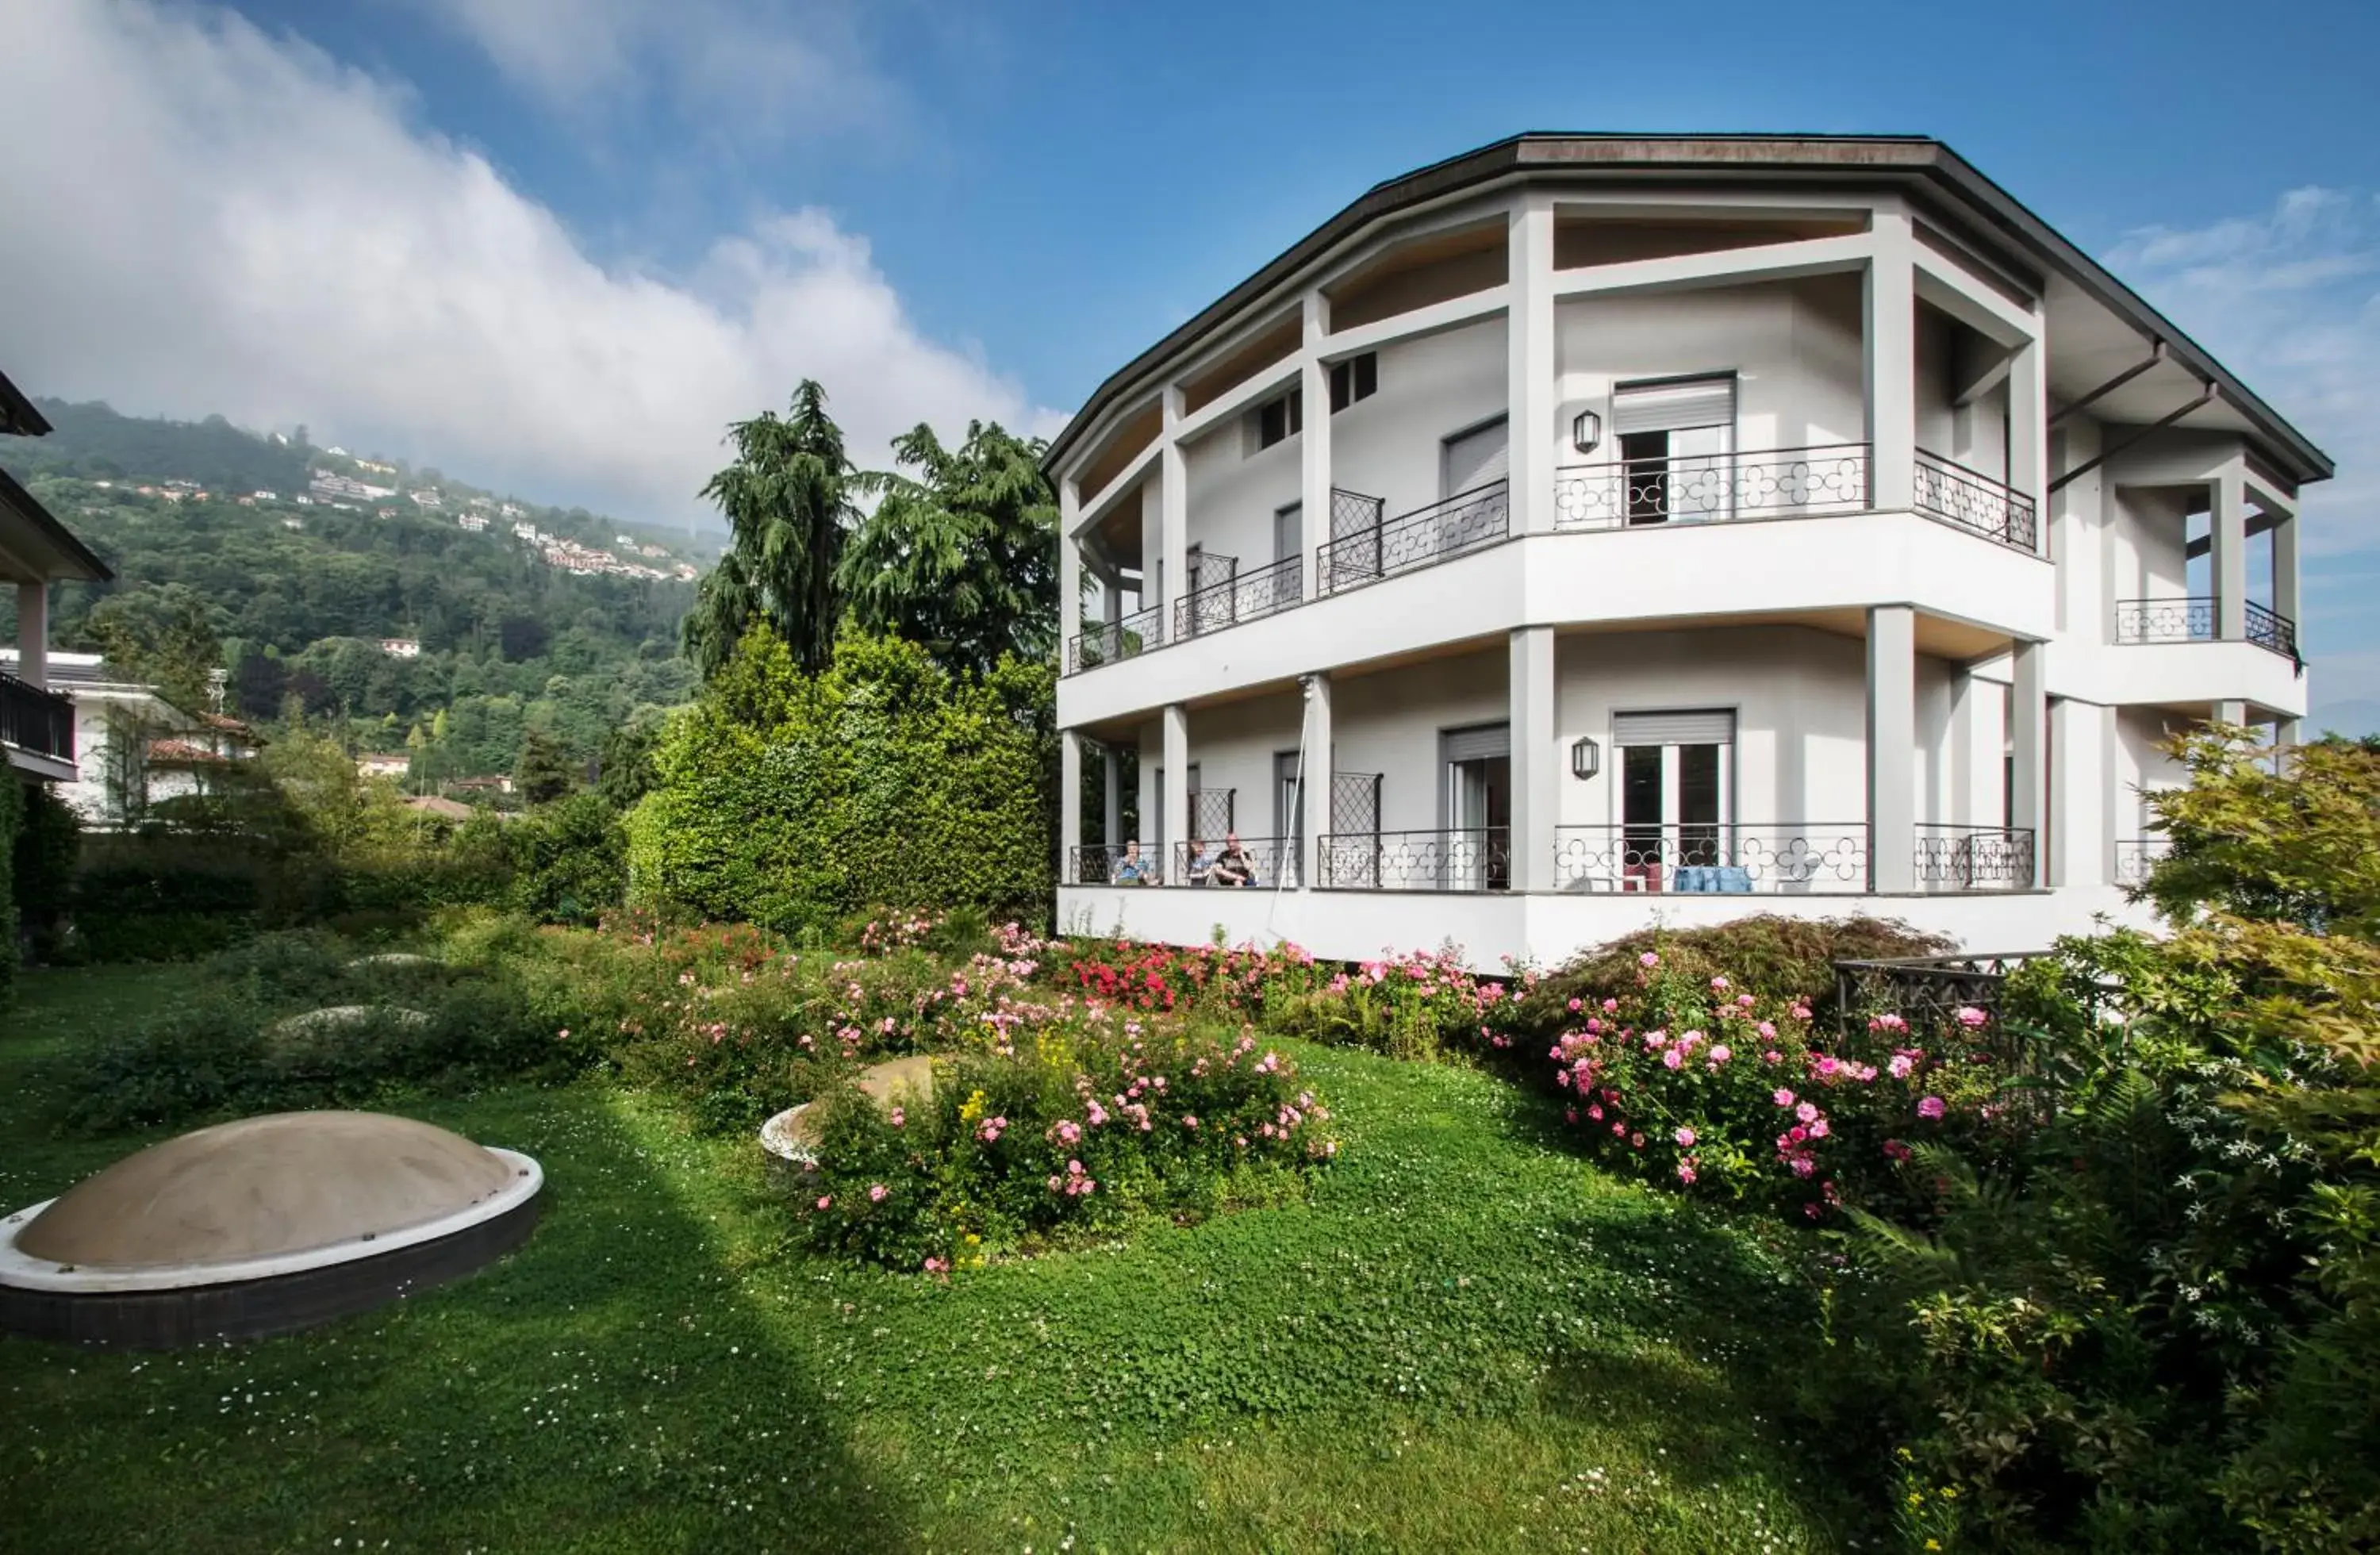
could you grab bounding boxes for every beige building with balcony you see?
[1046,134,2323,967]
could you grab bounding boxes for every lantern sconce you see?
[1571,408,1603,455]
[1570,735,1601,780]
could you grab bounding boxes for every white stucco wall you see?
[1330,318,1511,521]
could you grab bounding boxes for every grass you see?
[2,962,1871,1553]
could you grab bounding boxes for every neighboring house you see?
[1046,134,2327,967]
[2,367,114,786]
[450,774,514,797]
[378,637,422,659]
[356,752,413,780]
[403,794,474,822]
[0,652,260,822]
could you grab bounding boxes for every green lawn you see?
[2,964,1868,1553]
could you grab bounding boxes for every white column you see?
[1864,213,1917,513]
[1102,747,1122,848]
[2274,512,2301,644]
[2212,466,2248,642]
[1300,290,1332,595]
[1161,703,1189,881]
[1060,728,1083,883]
[2050,418,2103,640]
[1301,672,1333,890]
[2007,336,2048,538]
[1059,479,1084,673]
[1509,625,1557,893]
[1866,605,1917,892]
[2278,717,2304,749]
[1507,194,1557,534]
[1160,387,1188,639]
[15,580,48,689]
[2048,697,2109,888]
[2010,641,2047,886]
[2214,700,2248,728]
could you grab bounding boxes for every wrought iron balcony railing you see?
[1317,479,1508,595]
[1914,824,2036,891]
[1552,444,1870,530]
[1170,835,1298,889]
[0,672,74,766]
[1069,842,1165,886]
[1173,554,1303,640]
[1317,827,1510,892]
[1913,450,2037,552]
[2247,600,2300,660]
[1553,823,1869,894]
[1066,603,1165,674]
[2114,596,2215,644]
[2113,836,2171,888]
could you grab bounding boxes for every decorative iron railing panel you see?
[1913,451,2037,552]
[2113,836,2171,887]
[2113,596,2214,644]
[1833,953,2056,1050]
[1187,788,1236,843]
[0,673,74,764]
[1069,843,1164,886]
[2246,600,2299,660]
[1318,480,1507,594]
[1067,604,1165,674]
[1552,823,1869,894]
[1330,771,1381,834]
[1173,553,1303,639]
[1170,835,1297,889]
[1325,487,1386,586]
[1914,824,2036,891]
[1551,444,1870,530]
[1318,827,1510,892]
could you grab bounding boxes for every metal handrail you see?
[1553,822,1870,894]
[1317,479,1508,594]
[1170,835,1298,889]
[1913,450,2037,552]
[1553,443,1871,528]
[1067,602,1165,674]
[0,671,75,763]
[1316,826,1510,892]
[1913,824,2036,891]
[1173,553,1303,639]
[2246,600,2299,660]
[2114,596,2214,644]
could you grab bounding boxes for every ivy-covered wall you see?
[627,630,1054,936]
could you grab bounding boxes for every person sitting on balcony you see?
[1113,840,1153,885]
[1184,839,1218,885]
[1211,832,1256,888]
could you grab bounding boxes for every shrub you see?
[800,1011,1332,1271]
[1522,915,1952,1031]
[0,774,19,1000]
[506,793,628,924]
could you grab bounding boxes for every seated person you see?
[1112,840,1152,885]
[1184,838,1219,885]
[1211,831,1257,888]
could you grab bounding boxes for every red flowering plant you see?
[1544,948,2015,1216]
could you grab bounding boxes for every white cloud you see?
[0,0,1058,524]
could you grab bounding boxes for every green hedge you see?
[627,630,1053,937]
[0,776,20,1000]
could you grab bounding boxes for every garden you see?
[2,727,2375,1553]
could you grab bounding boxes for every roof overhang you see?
[0,463,113,583]
[1043,133,2332,490]
[0,370,50,438]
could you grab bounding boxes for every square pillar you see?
[1300,291,1332,593]
[1058,480,1082,669]
[2212,467,2248,642]
[15,580,48,689]
[1864,213,1918,513]
[2274,512,2301,643]
[2006,336,2048,539]
[1866,605,1917,892]
[1301,673,1334,889]
[1507,194,1557,534]
[1102,747,1122,848]
[1509,625,1557,892]
[2010,641,2047,886]
[2048,697,2109,888]
[1161,703,1189,878]
[1160,388,1188,634]
[1060,729,1084,881]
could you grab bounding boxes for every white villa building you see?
[1046,135,2324,967]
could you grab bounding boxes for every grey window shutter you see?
[1613,709,1737,746]
[1611,375,1737,436]
[1442,417,1509,496]
[1441,722,1511,762]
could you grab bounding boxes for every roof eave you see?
[0,463,115,582]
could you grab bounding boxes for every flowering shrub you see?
[1542,950,2012,1214]
[799,1011,1334,1270]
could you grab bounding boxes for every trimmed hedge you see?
[627,630,1052,937]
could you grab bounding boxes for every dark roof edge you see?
[0,463,114,582]
[1043,133,2332,486]
[0,370,52,438]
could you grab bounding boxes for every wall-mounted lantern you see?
[1571,409,1603,455]
[1570,735,1601,780]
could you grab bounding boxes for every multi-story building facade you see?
[1046,136,2326,967]
[3,367,113,786]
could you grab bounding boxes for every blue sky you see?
[2,0,2376,718]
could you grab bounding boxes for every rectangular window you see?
[1611,374,1737,524]
[1613,708,1736,889]
[1441,416,1509,498]
[1275,751,1304,849]
[1328,353,1378,413]
[1253,387,1304,450]
[1273,502,1302,566]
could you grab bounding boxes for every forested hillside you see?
[1,400,708,781]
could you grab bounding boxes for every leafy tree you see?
[514,728,578,805]
[684,381,855,678]
[85,583,223,712]
[841,420,1058,674]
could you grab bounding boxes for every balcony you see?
[1913,451,2036,552]
[2113,597,2299,661]
[2113,835,2171,887]
[1174,555,1303,640]
[0,671,74,770]
[1319,480,1509,595]
[1319,827,1510,892]
[1068,602,1165,674]
[1552,444,1871,529]
[1552,823,1870,894]
[1914,824,2036,891]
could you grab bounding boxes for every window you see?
[1253,388,1303,450]
[1275,751,1305,849]
[1612,709,1735,889]
[1273,502,1303,565]
[1611,374,1737,524]
[1328,353,1378,413]
[1441,416,1509,498]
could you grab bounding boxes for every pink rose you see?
[1773,1088,1796,1108]
[1917,1096,1947,1119]
[1674,1126,1697,1147]
[868,1183,888,1203]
